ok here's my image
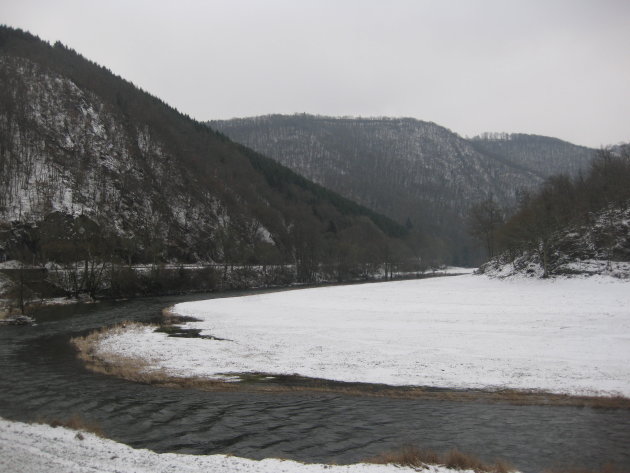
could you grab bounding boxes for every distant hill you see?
[210,114,596,264]
[468,132,594,179]
[0,27,409,287]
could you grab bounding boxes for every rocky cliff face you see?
[1,54,241,262]
[0,28,406,272]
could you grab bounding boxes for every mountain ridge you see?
[0,26,409,290]
[210,114,597,264]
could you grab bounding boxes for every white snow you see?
[0,418,464,473]
[94,274,630,397]
[434,266,474,275]
[563,259,630,279]
[0,260,35,270]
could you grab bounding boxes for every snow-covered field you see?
[0,418,465,473]
[95,274,630,397]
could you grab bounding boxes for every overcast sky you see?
[3,0,629,147]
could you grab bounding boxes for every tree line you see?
[0,25,426,312]
[468,146,630,276]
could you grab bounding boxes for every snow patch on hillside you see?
[480,253,630,280]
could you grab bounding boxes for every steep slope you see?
[0,27,407,280]
[468,132,595,179]
[479,147,630,279]
[480,203,630,279]
[211,115,596,264]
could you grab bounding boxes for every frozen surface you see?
[0,418,464,473]
[96,274,630,396]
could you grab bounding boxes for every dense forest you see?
[0,26,416,307]
[478,146,630,278]
[468,132,594,179]
[211,115,596,265]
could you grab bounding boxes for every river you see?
[1,290,629,473]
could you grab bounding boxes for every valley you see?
[1,20,629,473]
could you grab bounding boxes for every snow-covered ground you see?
[94,274,630,397]
[0,418,470,473]
[434,267,474,275]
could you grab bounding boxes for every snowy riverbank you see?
[0,418,500,473]
[89,273,630,397]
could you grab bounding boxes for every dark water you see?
[1,291,629,473]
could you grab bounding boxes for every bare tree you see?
[468,197,504,258]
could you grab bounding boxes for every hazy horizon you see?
[3,0,629,148]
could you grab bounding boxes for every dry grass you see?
[368,445,441,467]
[544,464,629,473]
[437,389,630,410]
[71,321,240,390]
[71,321,149,358]
[161,306,201,325]
[71,321,168,384]
[367,445,515,472]
[39,414,105,438]
[161,306,175,318]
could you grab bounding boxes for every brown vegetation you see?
[161,306,201,324]
[368,445,514,472]
[40,414,105,438]
[71,321,630,409]
[544,464,629,473]
[71,322,170,384]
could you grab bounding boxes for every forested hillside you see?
[0,27,411,300]
[479,146,630,278]
[469,132,594,179]
[211,115,596,265]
